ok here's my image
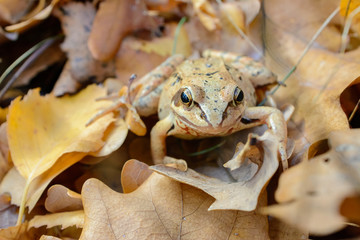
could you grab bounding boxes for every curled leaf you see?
[151,131,279,211]
[45,185,82,213]
[262,129,360,235]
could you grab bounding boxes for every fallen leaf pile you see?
[0,0,358,239]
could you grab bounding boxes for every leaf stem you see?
[16,178,32,225]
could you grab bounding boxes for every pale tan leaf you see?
[151,131,279,211]
[80,174,269,240]
[262,129,360,235]
[120,159,152,193]
[28,210,84,230]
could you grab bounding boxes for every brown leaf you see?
[120,159,152,193]
[262,129,360,235]
[52,61,81,97]
[0,222,34,240]
[54,2,115,83]
[80,173,269,240]
[45,185,82,213]
[115,37,168,84]
[5,0,60,32]
[88,0,161,61]
[0,0,32,24]
[151,131,279,211]
[13,44,65,87]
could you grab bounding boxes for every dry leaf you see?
[264,0,359,163]
[6,85,115,221]
[151,131,279,211]
[120,159,153,193]
[88,0,161,61]
[80,174,269,240]
[54,2,115,83]
[115,37,168,84]
[129,23,192,57]
[52,61,81,97]
[262,129,360,235]
[13,44,65,87]
[264,0,342,52]
[39,235,62,240]
[28,210,84,230]
[0,0,32,24]
[89,117,128,158]
[268,218,308,240]
[0,203,17,229]
[191,0,220,31]
[7,85,114,181]
[5,0,60,32]
[45,185,82,213]
[340,0,360,36]
[0,222,34,240]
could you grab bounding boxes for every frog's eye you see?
[233,87,244,106]
[180,88,193,106]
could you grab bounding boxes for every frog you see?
[91,50,289,170]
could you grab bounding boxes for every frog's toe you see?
[163,156,188,171]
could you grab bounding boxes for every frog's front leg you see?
[225,106,288,170]
[131,55,185,116]
[150,113,174,164]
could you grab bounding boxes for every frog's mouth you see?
[176,113,243,136]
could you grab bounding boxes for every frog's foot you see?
[163,156,188,171]
[223,134,256,171]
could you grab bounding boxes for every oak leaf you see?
[28,210,84,230]
[45,185,82,213]
[120,159,153,193]
[262,129,360,235]
[80,160,269,240]
[151,131,279,211]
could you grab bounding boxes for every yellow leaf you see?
[6,84,115,224]
[130,23,192,57]
[7,85,114,180]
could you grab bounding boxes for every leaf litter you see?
[0,0,359,239]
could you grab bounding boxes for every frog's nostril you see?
[200,112,206,120]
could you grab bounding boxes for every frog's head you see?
[170,58,253,133]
